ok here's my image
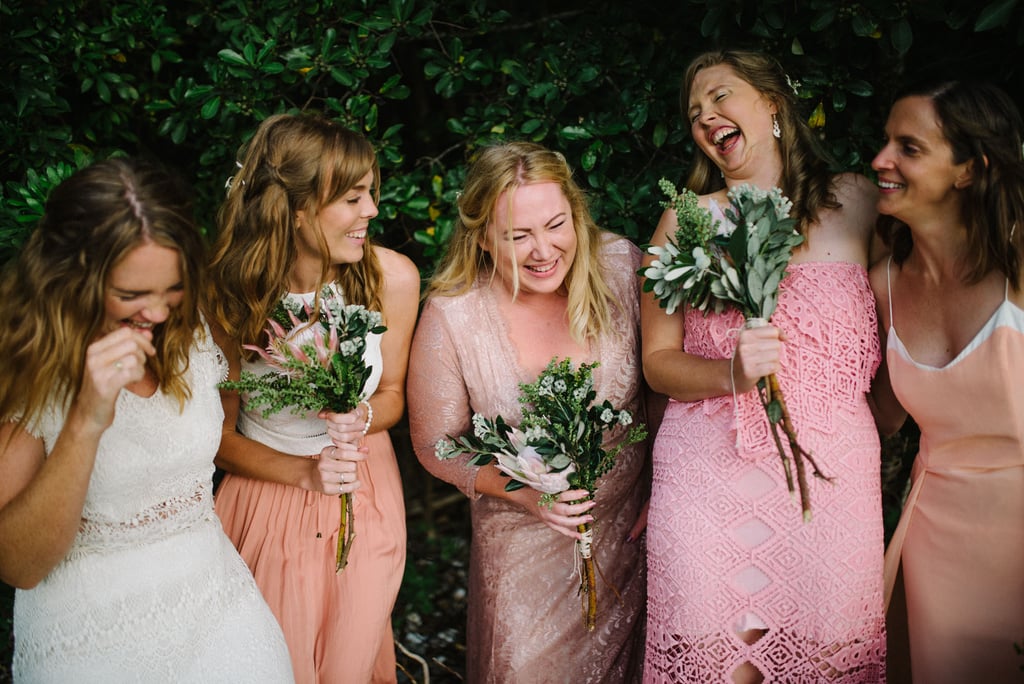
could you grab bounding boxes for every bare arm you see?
[0,327,154,587]
[323,246,421,443]
[640,208,782,402]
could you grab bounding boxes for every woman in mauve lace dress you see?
[870,80,1024,684]
[640,50,887,683]
[0,158,293,683]
[408,142,649,683]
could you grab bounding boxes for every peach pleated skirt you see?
[215,430,406,684]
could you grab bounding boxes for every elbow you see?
[641,356,672,398]
[0,561,49,590]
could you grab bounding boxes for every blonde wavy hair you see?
[0,158,205,428]
[206,113,383,358]
[428,141,615,344]
[680,50,839,232]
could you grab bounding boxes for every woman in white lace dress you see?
[0,158,293,683]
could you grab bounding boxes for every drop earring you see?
[772,114,781,139]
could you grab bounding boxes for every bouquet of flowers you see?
[435,358,647,631]
[641,180,830,521]
[220,284,386,571]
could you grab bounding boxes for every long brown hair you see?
[206,113,383,357]
[680,49,839,231]
[0,158,205,427]
[879,81,1024,287]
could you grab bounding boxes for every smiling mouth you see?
[123,320,155,330]
[348,230,367,239]
[878,180,905,190]
[711,127,740,149]
[525,261,557,274]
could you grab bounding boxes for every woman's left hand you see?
[320,403,370,445]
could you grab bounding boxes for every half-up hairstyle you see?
[680,50,840,232]
[0,157,205,428]
[428,141,616,344]
[879,81,1024,288]
[206,113,383,358]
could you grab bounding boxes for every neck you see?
[288,262,338,294]
[905,218,971,283]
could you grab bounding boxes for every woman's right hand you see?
[312,442,367,496]
[78,327,155,429]
[731,324,783,393]
[512,487,595,539]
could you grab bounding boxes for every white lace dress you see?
[12,326,294,683]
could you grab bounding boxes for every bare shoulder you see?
[824,172,879,246]
[867,256,890,299]
[832,173,878,221]
[373,245,421,296]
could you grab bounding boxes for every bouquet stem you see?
[577,522,596,632]
[335,492,355,573]
[756,372,833,522]
[744,317,831,521]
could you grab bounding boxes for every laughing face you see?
[872,95,972,224]
[294,169,378,287]
[103,241,185,337]
[686,64,779,180]
[484,181,577,299]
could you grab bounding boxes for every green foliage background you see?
[3,0,1023,270]
[2,0,1024,679]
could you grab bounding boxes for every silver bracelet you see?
[360,399,373,436]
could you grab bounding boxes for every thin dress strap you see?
[886,255,895,329]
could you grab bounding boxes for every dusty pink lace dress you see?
[408,237,648,683]
[645,262,886,683]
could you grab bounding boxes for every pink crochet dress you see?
[645,261,886,683]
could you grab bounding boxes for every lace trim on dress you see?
[68,483,215,557]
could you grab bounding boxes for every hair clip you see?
[785,74,801,97]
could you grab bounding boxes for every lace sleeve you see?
[407,297,481,499]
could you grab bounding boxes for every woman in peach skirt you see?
[205,114,420,684]
[870,80,1024,683]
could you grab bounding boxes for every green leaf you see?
[845,79,874,97]
[559,125,591,141]
[975,0,1019,31]
[810,6,837,31]
[850,14,877,37]
[200,96,221,120]
[653,122,667,148]
[218,49,248,66]
[890,18,913,54]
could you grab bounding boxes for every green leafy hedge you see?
[4,0,1022,271]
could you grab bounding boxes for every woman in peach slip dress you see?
[870,81,1024,683]
[641,50,886,682]
[205,114,420,684]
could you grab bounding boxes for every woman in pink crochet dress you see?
[641,50,887,682]
[870,80,1024,684]
[408,142,648,682]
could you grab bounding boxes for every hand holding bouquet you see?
[220,284,386,570]
[435,359,647,630]
[642,180,830,521]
